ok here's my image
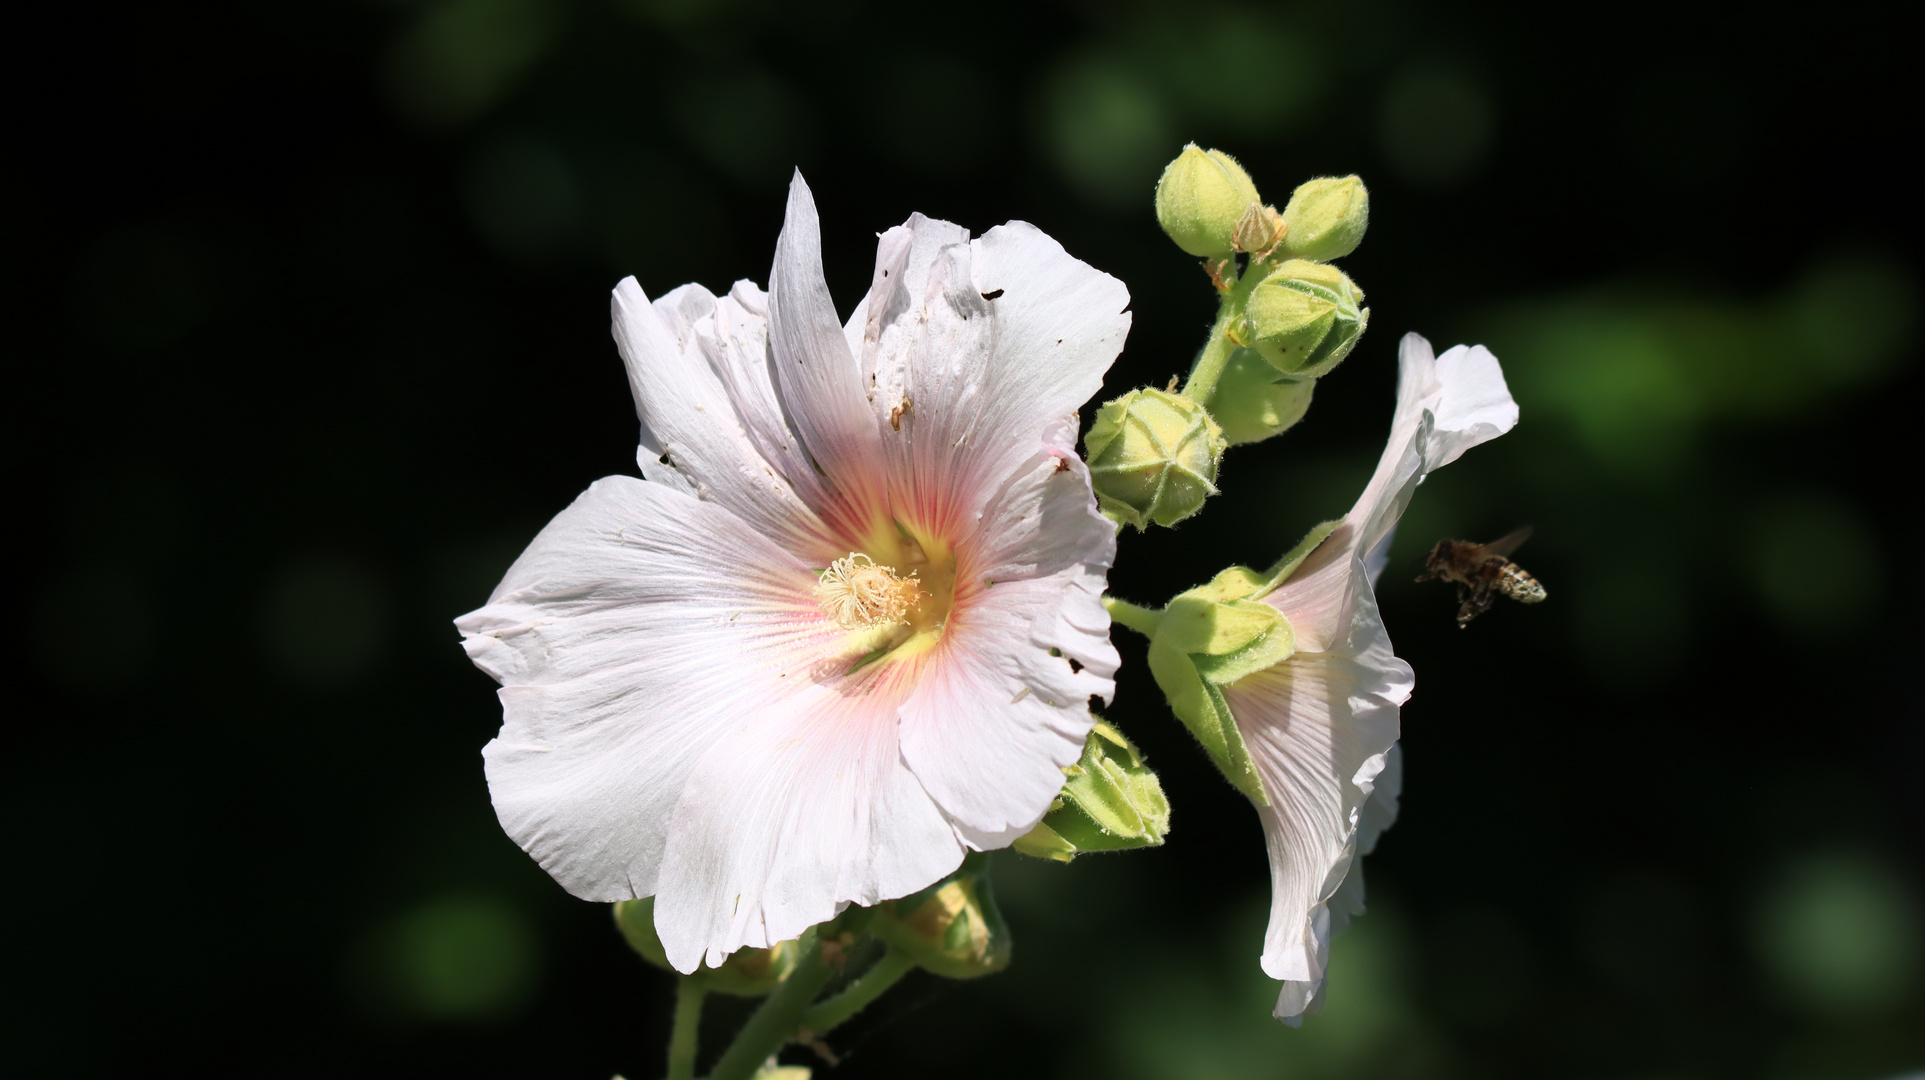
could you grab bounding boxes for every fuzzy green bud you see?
[873,854,1010,980]
[1084,388,1226,529]
[613,897,798,996]
[1155,144,1262,258]
[1279,176,1369,261]
[1209,349,1315,445]
[1242,260,1369,378]
[1013,720,1171,862]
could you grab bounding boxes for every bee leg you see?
[1456,586,1497,628]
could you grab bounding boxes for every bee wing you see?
[1482,525,1534,559]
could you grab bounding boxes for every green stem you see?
[1180,313,1241,408]
[1182,254,1276,407]
[703,929,835,1080]
[667,975,708,1080]
[1104,596,1164,638]
[799,948,915,1036]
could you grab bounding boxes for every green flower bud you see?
[1279,175,1369,262]
[1142,521,1340,800]
[1084,388,1227,529]
[874,854,1010,980]
[1209,349,1315,446]
[1242,260,1369,377]
[1155,144,1262,258]
[613,897,799,996]
[1013,719,1171,863]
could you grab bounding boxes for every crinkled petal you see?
[611,279,832,555]
[897,423,1118,837]
[1223,586,1411,1019]
[1239,333,1514,1021]
[653,658,965,972]
[459,476,840,904]
[844,211,1131,541]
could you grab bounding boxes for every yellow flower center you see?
[815,521,958,671]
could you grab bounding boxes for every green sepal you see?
[1014,720,1170,861]
[613,897,799,997]
[1145,599,1280,803]
[1139,521,1343,804]
[1259,519,1344,596]
[874,853,1011,980]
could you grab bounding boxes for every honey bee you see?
[1416,527,1547,628]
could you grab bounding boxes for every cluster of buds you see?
[1087,146,1373,532]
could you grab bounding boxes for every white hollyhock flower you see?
[456,174,1129,972]
[1223,332,1518,1022]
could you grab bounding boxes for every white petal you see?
[1426,344,1519,473]
[766,172,886,494]
[897,428,1118,835]
[611,277,833,555]
[1224,585,1411,1015]
[458,475,841,905]
[1351,333,1519,560]
[653,663,965,972]
[849,212,1132,534]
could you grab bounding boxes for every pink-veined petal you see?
[459,475,844,904]
[1223,586,1411,1020]
[652,659,966,972]
[766,173,886,507]
[840,211,1131,541]
[897,428,1118,837]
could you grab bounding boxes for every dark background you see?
[7,1,1921,1077]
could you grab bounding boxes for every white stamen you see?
[816,553,921,630]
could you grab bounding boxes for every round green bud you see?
[1154,144,1262,258]
[1279,175,1370,262]
[613,897,798,996]
[1084,387,1227,530]
[874,856,1011,980]
[1242,260,1369,378]
[1210,349,1316,445]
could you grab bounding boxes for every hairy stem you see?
[704,929,835,1080]
[667,975,707,1080]
[800,948,916,1036]
[1180,314,1242,408]
[1104,596,1165,637]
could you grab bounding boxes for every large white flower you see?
[1224,333,1518,1021]
[456,174,1129,972]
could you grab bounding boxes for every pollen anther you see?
[816,553,922,630]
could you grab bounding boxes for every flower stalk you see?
[1180,270,1263,408]
[1103,596,1165,638]
[703,929,836,1080]
[667,974,708,1080]
[799,947,916,1036]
